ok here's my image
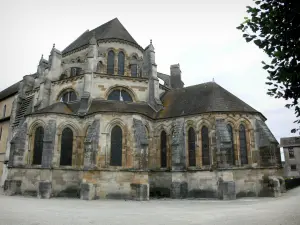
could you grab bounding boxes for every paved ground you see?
[0,187,300,225]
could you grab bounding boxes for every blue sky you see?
[0,0,297,158]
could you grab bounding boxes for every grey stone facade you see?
[1,18,284,201]
[281,136,300,178]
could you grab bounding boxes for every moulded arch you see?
[105,85,138,102]
[56,87,79,102]
[28,119,47,135]
[57,121,81,137]
[104,118,126,134]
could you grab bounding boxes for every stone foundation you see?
[3,167,285,201]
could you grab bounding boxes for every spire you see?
[53,43,55,49]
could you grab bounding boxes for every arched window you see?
[3,105,6,118]
[161,130,167,168]
[118,51,125,75]
[188,127,196,167]
[201,126,210,166]
[60,90,77,103]
[107,89,133,102]
[32,127,44,165]
[239,124,248,165]
[131,56,138,77]
[110,125,122,166]
[60,127,73,166]
[227,124,235,165]
[107,50,115,74]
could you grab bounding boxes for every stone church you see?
[3,18,285,200]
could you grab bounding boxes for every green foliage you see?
[237,0,300,133]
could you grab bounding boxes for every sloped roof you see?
[158,82,259,119]
[62,18,139,55]
[0,81,20,101]
[29,82,263,120]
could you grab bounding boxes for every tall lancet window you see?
[201,126,210,166]
[110,125,122,166]
[32,127,44,165]
[107,50,115,74]
[160,130,167,168]
[131,56,138,77]
[107,89,133,102]
[118,51,125,75]
[239,124,248,165]
[60,127,73,166]
[188,127,196,167]
[227,124,235,165]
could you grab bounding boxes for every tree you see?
[237,0,300,133]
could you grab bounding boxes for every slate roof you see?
[0,81,20,101]
[158,82,259,119]
[30,82,263,120]
[62,18,139,55]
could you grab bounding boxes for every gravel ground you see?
[0,187,299,225]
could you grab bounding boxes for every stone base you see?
[218,181,236,200]
[3,179,22,196]
[130,183,149,201]
[80,183,96,200]
[171,182,188,199]
[38,181,52,199]
[259,176,282,197]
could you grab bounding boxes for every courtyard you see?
[0,187,299,225]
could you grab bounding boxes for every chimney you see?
[170,64,184,88]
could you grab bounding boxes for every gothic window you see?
[3,105,6,118]
[70,67,81,76]
[107,50,115,74]
[32,127,44,165]
[288,147,295,158]
[161,130,167,168]
[227,124,235,165]
[110,125,122,166]
[131,56,138,77]
[107,89,133,102]
[188,127,196,167]
[201,126,210,166]
[118,51,125,75]
[60,127,73,166]
[60,90,77,103]
[239,124,248,165]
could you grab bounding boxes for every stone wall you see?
[5,168,148,200]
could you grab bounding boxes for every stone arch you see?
[28,119,47,165]
[56,121,81,167]
[105,118,126,167]
[105,85,138,102]
[235,117,253,166]
[197,119,213,167]
[56,87,79,102]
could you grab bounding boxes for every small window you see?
[3,105,6,118]
[291,165,297,171]
[118,51,125,75]
[288,147,295,159]
[131,56,138,77]
[107,50,115,74]
[70,67,81,76]
[60,91,77,103]
[0,127,2,141]
[107,89,133,102]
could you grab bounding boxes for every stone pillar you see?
[171,118,186,171]
[38,181,52,199]
[80,183,96,200]
[83,120,100,169]
[9,122,27,167]
[171,172,188,199]
[42,120,56,168]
